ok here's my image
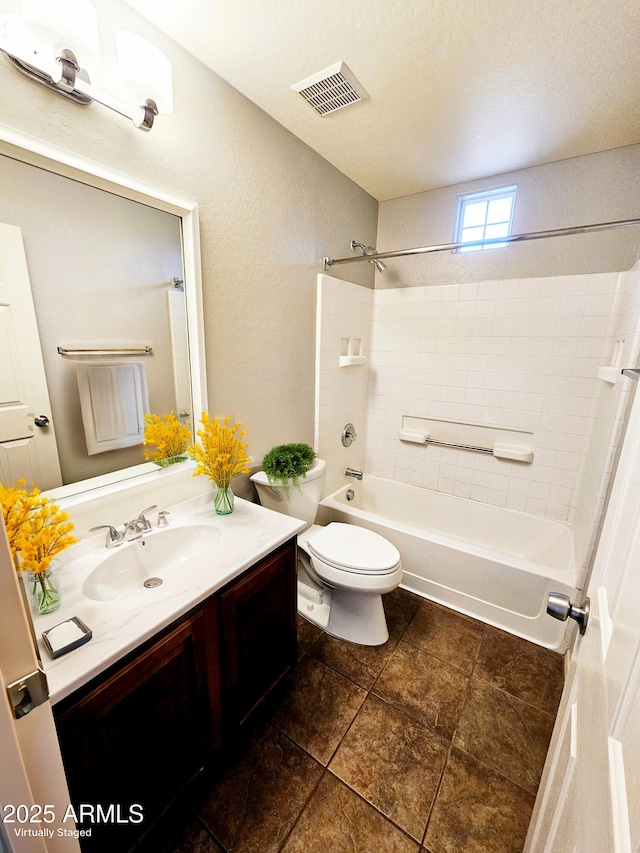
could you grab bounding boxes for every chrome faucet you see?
[122,505,157,541]
[90,505,158,548]
[89,525,123,549]
[344,467,363,480]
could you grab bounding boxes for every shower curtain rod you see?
[322,217,640,270]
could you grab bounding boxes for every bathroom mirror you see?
[0,126,206,499]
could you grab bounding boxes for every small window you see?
[454,186,517,251]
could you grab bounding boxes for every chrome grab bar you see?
[57,346,153,356]
[425,437,493,454]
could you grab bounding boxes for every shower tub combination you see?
[320,476,576,651]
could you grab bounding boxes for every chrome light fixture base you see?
[1,43,163,132]
[4,49,92,105]
[0,2,172,132]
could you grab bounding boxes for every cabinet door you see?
[55,602,221,852]
[220,539,297,729]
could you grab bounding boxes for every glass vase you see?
[153,455,188,468]
[27,563,62,616]
[214,484,234,515]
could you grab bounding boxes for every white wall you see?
[315,275,372,499]
[1,0,638,584]
[315,267,640,582]
[316,144,640,585]
[377,145,640,288]
[364,272,617,526]
[0,0,378,479]
[572,262,640,584]
[369,147,640,582]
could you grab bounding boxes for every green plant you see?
[262,443,315,492]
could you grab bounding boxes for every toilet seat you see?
[308,522,400,575]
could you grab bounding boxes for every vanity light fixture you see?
[0,0,173,131]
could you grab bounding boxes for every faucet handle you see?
[89,525,123,548]
[157,511,170,528]
[136,505,158,529]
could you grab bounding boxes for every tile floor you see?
[166,588,565,853]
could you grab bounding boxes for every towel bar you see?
[57,346,153,357]
[399,430,533,462]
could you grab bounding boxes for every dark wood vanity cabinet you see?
[219,538,298,730]
[53,538,297,852]
[54,599,222,852]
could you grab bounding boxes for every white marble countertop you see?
[31,493,305,706]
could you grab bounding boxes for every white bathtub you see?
[320,477,576,651]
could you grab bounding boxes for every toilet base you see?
[297,576,331,629]
[325,588,389,646]
[298,577,389,646]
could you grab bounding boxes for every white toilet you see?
[250,458,402,646]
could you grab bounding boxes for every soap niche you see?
[340,337,366,367]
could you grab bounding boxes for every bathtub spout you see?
[345,467,363,480]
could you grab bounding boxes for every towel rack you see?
[425,437,493,454]
[57,346,153,357]
[400,430,493,453]
[399,429,534,462]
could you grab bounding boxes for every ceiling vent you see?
[291,61,368,116]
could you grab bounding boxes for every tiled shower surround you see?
[316,266,640,585]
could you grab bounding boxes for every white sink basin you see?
[82,524,222,602]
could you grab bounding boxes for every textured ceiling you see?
[124,0,640,201]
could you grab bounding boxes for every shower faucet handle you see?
[342,423,357,447]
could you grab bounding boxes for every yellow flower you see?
[0,479,77,574]
[188,414,251,488]
[143,412,191,462]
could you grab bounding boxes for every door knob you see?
[34,415,50,428]
[547,592,590,635]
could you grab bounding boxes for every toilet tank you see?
[250,458,326,528]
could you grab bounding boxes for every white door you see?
[525,376,640,852]
[0,223,62,490]
[0,521,79,852]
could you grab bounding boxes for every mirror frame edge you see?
[0,123,208,505]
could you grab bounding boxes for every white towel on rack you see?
[76,362,150,455]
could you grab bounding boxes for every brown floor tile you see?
[403,599,485,673]
[167,818,224,853]
[311,630,398,690]
[297,614,323,660]
[384,586,422,635]
[198,724,322,853]
[270,655,367,764]
[373,641,469,740]
[424,747,535,853]
[281,772,420,853]
[474,626,565,715]
[453,678,556,794]
[189,595,561,853]
[329,694,449,841]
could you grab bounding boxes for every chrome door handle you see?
[34,415,50,427]
[547,592,590,635]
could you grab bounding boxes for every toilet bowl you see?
[250,459,402,646]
